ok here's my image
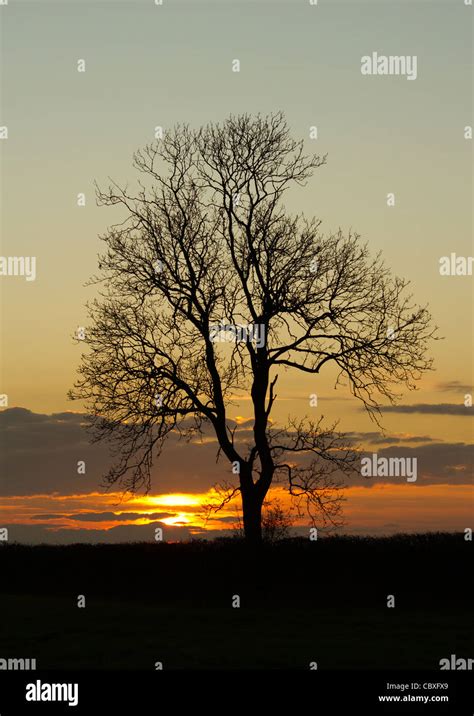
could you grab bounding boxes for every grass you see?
[0,533,471,670]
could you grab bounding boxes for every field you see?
[0,533,471,671]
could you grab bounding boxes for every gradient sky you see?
[0,0,472,542]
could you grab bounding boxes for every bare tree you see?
[262,500,295,543]
[69,112,436,544]
[230,499,294,543]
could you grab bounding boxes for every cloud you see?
[1,521,198,545]
[347,431,434,445]
[436,381,472,394]
[0,407,226,496]
[344,443,473,487]
[30,511,173,522]
[0,409,472,504]
[379,404,472,416]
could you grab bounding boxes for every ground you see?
[0,534,471,671]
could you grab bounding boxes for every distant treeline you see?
[0,532,469,609]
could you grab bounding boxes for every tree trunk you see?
[242,489,263,544]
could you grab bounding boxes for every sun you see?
[145,494,202,508]
[160,513,191,526]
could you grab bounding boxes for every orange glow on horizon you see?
[1,484,472,536]
[145,494,203,508]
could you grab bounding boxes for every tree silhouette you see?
[70,112,436,543]
[230,499,295,543]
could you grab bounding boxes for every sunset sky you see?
[1,0,472,543]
